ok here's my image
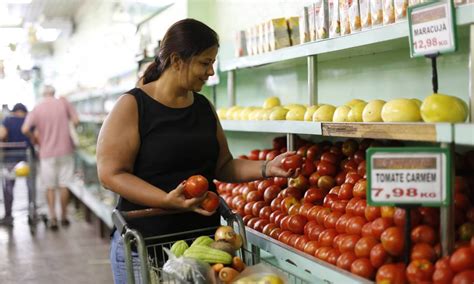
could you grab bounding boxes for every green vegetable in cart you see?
[170,240,189,257]
[191,236,214,247]
[209,240,236,256]
[183,244,232,264]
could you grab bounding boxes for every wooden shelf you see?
[221,120,454,143]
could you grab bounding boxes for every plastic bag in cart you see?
[231,263,288,284]
[162,248,216,284]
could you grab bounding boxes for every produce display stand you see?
[219,3,474,283]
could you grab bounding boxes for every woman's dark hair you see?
[142,18,219,84]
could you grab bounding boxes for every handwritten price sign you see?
[408,1,457,57]
[367,148,451,207]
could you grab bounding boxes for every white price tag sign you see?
[408,1,457,57]
[367,149,450,207]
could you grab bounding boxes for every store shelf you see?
[321,122,453,142]
[454,123,474,145]
[245,227,372,284]
[221,120,453,142]
[221,4,474,71]
[69,180,113,229]
[221,120,322,135]
[79,114,107,123]
[76,149,97,165]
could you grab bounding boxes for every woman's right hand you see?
[164,181,215,216]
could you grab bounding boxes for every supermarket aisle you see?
[0,178,113,284]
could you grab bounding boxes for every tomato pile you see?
[216,136,474,283]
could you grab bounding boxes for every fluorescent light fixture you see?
[36,27,61,42]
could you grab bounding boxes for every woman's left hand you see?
[265,151,299,178]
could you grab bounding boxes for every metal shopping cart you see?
[0,142,45,233]
[112,198,309,284]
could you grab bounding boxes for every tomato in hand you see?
[184,175,209,198]
[281,154,303,171]
[201,191,219,212]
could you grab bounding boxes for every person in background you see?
[0,103,33,226]
[22,85,79,230]
[96,18,297,284]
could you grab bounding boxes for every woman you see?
[97,19,295,283]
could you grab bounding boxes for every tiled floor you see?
[0,178,114,284]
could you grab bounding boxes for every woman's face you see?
[180,45,218,92]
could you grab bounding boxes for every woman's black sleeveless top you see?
[116,88,220,238]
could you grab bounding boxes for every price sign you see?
[367,147,451,207]
[408,0,457,57]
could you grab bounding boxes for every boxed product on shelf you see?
[235,30,248,57]
[370,0,383,26]
[349,0,362,33]
[317,0,330,39]
[329,0,341,37]
[258,23,265,54]
[394,0,408,21]
[264,21,271,53]
[383,0,395,25]
[287,16,300,46]
[308,3,318,41]
[299,6,310,44]
[251,25,259,55]
[339,0,352,35]
[268,18,291,51]
[360,0,372,30]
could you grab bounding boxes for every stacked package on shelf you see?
[316,0,330,39]
[360,0,372,30]
[329,0,341,37]
[299,6,310,44]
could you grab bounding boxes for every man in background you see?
[0,103,33,226]
[22,85,79,230]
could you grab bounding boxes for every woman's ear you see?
[170,53,182,71]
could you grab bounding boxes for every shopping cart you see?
[0,142,45,233]
[112,198,309,284]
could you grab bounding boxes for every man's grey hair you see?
[43,85,56,96]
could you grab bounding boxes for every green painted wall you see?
[193,2,471,157]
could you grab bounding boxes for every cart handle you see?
[112,197,234,233]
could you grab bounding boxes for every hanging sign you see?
[408,0,457,57]
[367,147,451,207]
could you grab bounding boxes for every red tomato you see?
[335,171,348,186]
[306,205,321,222]
[303,187,325,204]
[346,197,362,215]
[338,183,354,200]
[352,179,367,198]
[376,263,407,284]
[251,201,266,217]
[273,176,287,187]
[343,160,359,172]
[259,206,272,220]
[324,211,343,229]
[246,190,263,202]
[450,247,474,272]
[281,155,303,171]
[370,243,391,268]
[342,139,358,157]
[432,268,454,284]
[303,220,318,236]
[411,225,436,245]
[393,207,422,228]
[454,193,471,210]
[270,197,283,211]
[306,145,320,161]
[331,200,349,214]
[278,230,292,244]
[184,175,209,198]
[307,224,325,241]
[246,217,259,229]
[406,259,435,283]
[340,234,360,253]
[365,205,381,221]
[337,251,357,271]
[371,217,394,240]
[411,243,436,262]
[254,219,270,232]
[298,202,313,218]
[353,199,367,217]
[355,237,379,258]
[380,206,395,219]
[321,152,338,164]
[288,214,307,234]
[318,229,338,247]
[242,215,252,225]
[317,161,337,176]
[435,256,451,270]
[262,223,278,236]
[381,227,405,256]
[322,194,338,210]
[353,150,365,164]
[333,234,346,249]
[308,172,321,186]
[248,149,260,160]
[287,203,302,216]
[266,150,280,161]
[301,159,315,177]
[295,235,310,251]
[303,241,320,256]
[316,207,331,226]
[361,222,373,238]
[327,249,341,265]
[452,270,474,284]
[318,175,336,192]
[346,216,367,235]
[357,160,367,176]
[263,185,280,203]
[351,258,375,280]
[269,227,282,240]
[315,246,333,261]
[345,172,362,184]
[288,175,309,191]
[280,196,299,214]
[200,191,219,212]
[336,214,354,234]
[280,215,291,231]
[419,207,440,228]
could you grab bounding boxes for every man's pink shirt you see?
[24,97,78,159]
